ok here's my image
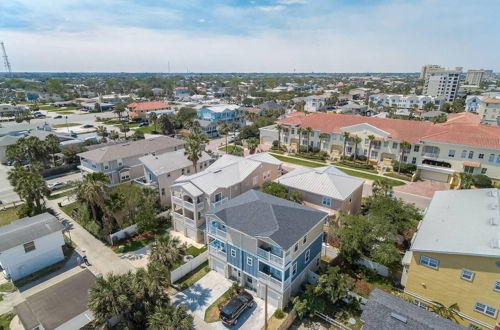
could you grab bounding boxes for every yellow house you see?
[402,189,500,329]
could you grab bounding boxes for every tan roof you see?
[78,136,185,163]
[482,97,500,104]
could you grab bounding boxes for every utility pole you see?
[264,283,268,330]
[1,41,12,76]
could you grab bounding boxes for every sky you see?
[0,0,499,73]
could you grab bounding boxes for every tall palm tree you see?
[76,172,110,228]
[297,127,303,151]
[159,114,173,135]
[247,137,259,154]
[429,302,462,322]
[367,134,376,164]
[342,132,350,157]
[149,112,158,131]
[96,126,108,139]
[275,124,283,147]
[147,305,193,330]
[8,163,50,216]
[398,141,411,173]
[318,133,329,152]
[108,130,119,141]
[120,122,130,139]
[45,134,60,167]
[305,127,313,152]
[218,123,230,153]
[114,103,126,121]
[352,136,362,161]
[184,130,209,173]
[105,192,126,227]
[149,233,187,282]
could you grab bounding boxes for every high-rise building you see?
[423,67,462,102]
[465,69,485,85]
[420,64,443,80]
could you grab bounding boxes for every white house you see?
[0,213,65,281]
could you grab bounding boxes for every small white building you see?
[0,213,65,281]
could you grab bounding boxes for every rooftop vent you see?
[489,190,498,197]
[213,169,222,173]
[490,217,500,226]
[390,313,407,324]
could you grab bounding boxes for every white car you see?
[48,182,65,191]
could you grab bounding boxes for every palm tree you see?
[45,134,60,167]
[372,178,394,197]
[76,172,110,228]
[305,127,313,152]
[342,132,350,157]
[114,103,126,121]
[7,163,50,216]
[352,136,362,161]
[297,127,303,151]
[96,126,108,139]
[120,122,130,139]
[318,133,329,152]
[398,141,411,173]
[275,124,283,147]
[218,123,230,153]
[184,131,209,173]
[149,233,187,282]
[105,192,126,228]
[149,112,158,131]
[108,130,119,141]
[247,137,259,154]
[159,114,173,135]
[429,302,462,322]
[367,134,375,164]
[147,305,193,330]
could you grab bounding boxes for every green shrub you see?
[274,309,285,319]
[339,160,374,170]
[472,174,493,188]
[392,160,416,174]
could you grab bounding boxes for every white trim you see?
[419,255,439,270]
[474,301,498,319]
[460,269,475,282]
[493,280,500,292]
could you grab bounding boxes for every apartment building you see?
[275,166,364,217]
[368,94,445,110]
[304,95,327,112]
[139,149,212,206]
[479,97,500,126]
[127,101,170,120]
[170,153,283,243]
[420,64,443,80]
[423,67,462,102]
[262,112,500,182]
[466,69,486,86]
[206,190,328,308]
[197,104,244,127]
[78,136,185,185]
[402,189,500,329]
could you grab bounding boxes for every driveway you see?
[393,179,448,198]
[0,164,20,204]
[173,271,276,330]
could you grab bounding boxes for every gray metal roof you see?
[361,289,465,330]
[77,136,185,163]
[205,190,327,249]
[140,149,212,176]
[0,213,63,252]
[411,189,500,258]
[275,166,364,201]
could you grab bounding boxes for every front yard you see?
[0,204,24,226]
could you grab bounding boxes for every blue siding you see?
[241,250,258,277]
[291,234,322,281]
[227,243,241,269]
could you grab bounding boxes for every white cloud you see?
[278,0,307,5]
[258,5,285,12]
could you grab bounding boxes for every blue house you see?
[197,104,244,127]
[205,190,328,308]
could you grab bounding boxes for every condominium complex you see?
[423,67,462,102]
[465,69,487,86]
[479,97,500,126]
[420,64,444,80]
[402,189,500,329]
[260,112,500,182]
[368,94,445,110]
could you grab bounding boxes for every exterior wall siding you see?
[291,233,322,282]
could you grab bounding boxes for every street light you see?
[65,116,69,134]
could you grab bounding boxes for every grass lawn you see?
[186,245,207,257]
[14,244,75,288]
[52,122,81,128]
[113,235,155,254]
[335,168,405,186]
[60,201,79,218]
[135,125,159,134]
[39,105,59,110]
[204,288,234,323]
[384,172,412,181]
[0,282,16,293]
[56,111,75,115]
[0,205,24,227]
[334,161,378,173]
[218,145,244,154]
[175,261,209,289]
[269,153,324,168]
[293,153,327,163]
[0,312,15,329]
[48,189,76,200]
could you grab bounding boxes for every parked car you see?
[220,291,255,326]
[34,113,45,118]
[139,122,148,127]
[82,124,94,128]
[228,136,236,143]
[54,115,63,119]
[48,182,65,191]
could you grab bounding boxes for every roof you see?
[0,213,63,252]
[140,149,212,176]
[173,153,282,195]
[411,189,500,258]
[78,136,185,163]
[14,269,96,330]
[206,190,327,249]
[278,112,500,149]
[199,104,240,113]
[482,97,500,104]
[128,101,170,111]
[275,166,364,201]
[259,101,283,110]
[361,289,465,330]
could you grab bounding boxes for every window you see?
[496,155,500,164]
[479,153,484,159]
[230,249,236,258]
[305,250,310,263]
[493,280,500,292]
[411,157,417,164]
[371,151,378,158]
[253,176,258,186]
[489,154,495,162]
[419,255,439,269]
[393,142,398,149]
[448,150,455,157]
[302,235,307,244]
[322,197,332,207]
[284,137,288,143]
[461,150,467,158]
[481,168,487,174]
[23,241,36,253]
[468,151,474,159]
[181,168,185,174]
[247,257,253,266]
[161,188,165,196]
[461,269,474,282]
[292,262,297,276]
[294,243,298,252]
[413,145,420,152]
[474,302,498,318]
[384,141,389,148]
[364,138,369,145]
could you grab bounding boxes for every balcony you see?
[258,271,283,291]
[209,245,227,261]
[421,152,440,159]
[257,247,284,268]
[211,197,228,208]
[172,212,196,227]
[172,196,183,206]
[208,226,227,240]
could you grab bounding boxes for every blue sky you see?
[1,0,499,72]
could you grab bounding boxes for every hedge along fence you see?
[171,250,208,283]
[109,224,138,245]
[355,258,389,277]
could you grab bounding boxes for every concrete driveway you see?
[173,271,276,330]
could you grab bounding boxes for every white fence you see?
[355,258,389,277]
[110,224,138,244]
[171,250,208,283]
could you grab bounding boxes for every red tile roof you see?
[462,161,481,168]
[278,113,500,149]
[128,101,170,111]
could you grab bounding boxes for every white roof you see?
[201,104,240,113]
[411,189,500,258]
[139,149,211,176]
[172,153,281,195]
[275,166,364,201]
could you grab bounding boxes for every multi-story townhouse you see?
[304,95,327,112]
[139,149,212,206]
[197,104,244,128]
[479,97,500,126]
[170,153,283,243]
[465,69,486,86]
[196,119,218,138]
[205,190,328,309]
[127,101,171,121]
[466,95,484,113]
[423,67,462,102]
[275,166,364,217]
[263,112,500,182]
[78,136,185,185]
[402,189,500,329]
[368,94,445,110]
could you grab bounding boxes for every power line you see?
[1,41,12,76]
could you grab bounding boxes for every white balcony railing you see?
[211,197,228,208]
[197,201,205,211]
[208,226,227,239]
[257,247,283,267]
[209,245,227,260]
[172,196,183,206]
[258,271,283,290]
[422,152,439,158]
[183,200,195,211]
[173,212,196,227]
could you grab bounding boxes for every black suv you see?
[220,291,255,326]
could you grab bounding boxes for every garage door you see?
[259,285,280,308]
[420,170,449,182]
[212,259,225,275]
[186,227,197,241]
